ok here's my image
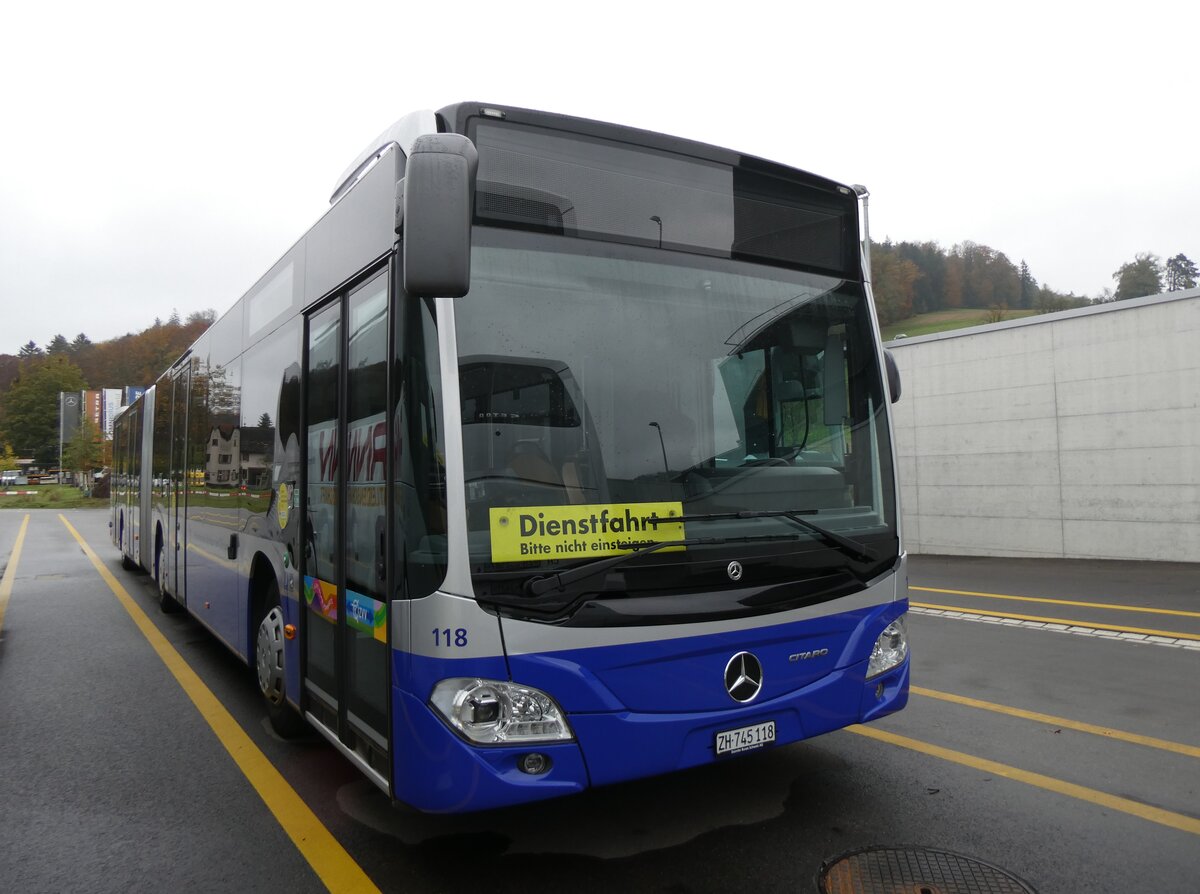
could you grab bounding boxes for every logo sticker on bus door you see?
[346,590,388,643]
[277,482,291,529]
[489,502,685,563]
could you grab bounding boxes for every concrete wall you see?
[887,288,1200,562]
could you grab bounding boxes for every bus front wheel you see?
[256,579,306,739]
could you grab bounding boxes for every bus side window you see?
[394,295,448,599]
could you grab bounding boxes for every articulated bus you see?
[111,102,909,812]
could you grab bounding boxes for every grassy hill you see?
[880,308,1039,342]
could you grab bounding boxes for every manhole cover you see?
[819,847,1037,894]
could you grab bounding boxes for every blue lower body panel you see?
[392,689,589,813]
[393,600,908,812]
[573,658,908,787]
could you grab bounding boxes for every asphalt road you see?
[1,508,1197,893]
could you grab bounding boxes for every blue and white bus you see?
[111,102,908,813]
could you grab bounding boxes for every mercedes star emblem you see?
[724,651,763,702]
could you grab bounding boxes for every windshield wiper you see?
[523,512,873,598]
[524,532,799,597]
[650,510,874,563]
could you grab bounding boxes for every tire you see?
[256,577,306,739]
[156,539,179,614]
[118,516,135,570]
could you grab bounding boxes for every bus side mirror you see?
[402,134,478,298]
[884,349,902,403]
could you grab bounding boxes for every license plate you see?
[715,720,776,756]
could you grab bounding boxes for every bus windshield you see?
[454,231,898,621]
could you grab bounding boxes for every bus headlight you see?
[430,678,574,745]
[866,616,908,679]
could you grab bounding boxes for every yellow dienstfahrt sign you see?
[489,502,685,563]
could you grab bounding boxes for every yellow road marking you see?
[59,514,380,894]
[911,585,1200,619]
[847,724,1200,837]
[912,686,1200,759]
[911,601,1200,642]
[0,514,31,635]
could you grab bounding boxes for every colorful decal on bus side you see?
[346,589,387,643]
[304,575,337,623]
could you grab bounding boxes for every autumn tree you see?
[953,242,1020,309]
[76,312,213,388]
[1032,288,1089,316]
[942,254,964,308]
[871,248,922,324]
[1165,253,1198,291]
[0,355,18,394]
[186,309,218,326]
[1112,252,1163,301]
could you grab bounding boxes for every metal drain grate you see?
[819,847,1037,894]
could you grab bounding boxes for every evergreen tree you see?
[1165,253,1198,291]
[47,334,71,355]
[1018,261,1038,309]
[897,241,946,314]
[18,341,43,359]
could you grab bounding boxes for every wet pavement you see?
[1,509,1196,893]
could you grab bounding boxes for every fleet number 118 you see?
[433,628,468,647]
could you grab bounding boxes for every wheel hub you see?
[256,606,286,705]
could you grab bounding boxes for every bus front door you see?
[302,271,392,789]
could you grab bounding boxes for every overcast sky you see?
[2,1,1196,356]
